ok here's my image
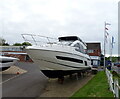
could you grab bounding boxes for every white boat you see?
[22,34,92,78]
[0,56,19,71]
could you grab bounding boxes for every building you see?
[0,46,33,62]
[86,43,101,67]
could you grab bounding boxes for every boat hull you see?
[26,47,91,70]
[41,68,91,78]
[0,56,19,71]
[26,46,91,78]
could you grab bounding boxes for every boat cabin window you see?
[73,43,85,53]
[57,41,72,46]
[85,61,87,66]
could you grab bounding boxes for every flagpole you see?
[110,38,112,62]
[110,36,114,64]
[104,22,111,70]
[104,22,106,70]
[110,45,112,62]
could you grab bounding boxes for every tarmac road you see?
[2,62,47,98]
[2,62,95,98]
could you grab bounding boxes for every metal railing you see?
[106,68,120,98]
[21,34,59,46]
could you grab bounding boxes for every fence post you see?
[109,73,114,92]
[106,68,120,98]
[114,78,119,98]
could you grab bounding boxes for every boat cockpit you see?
[58,36,87,54]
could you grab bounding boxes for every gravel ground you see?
[38,73,94,98]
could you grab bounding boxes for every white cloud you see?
[0,0,118,55]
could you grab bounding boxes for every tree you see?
[13,42,32,46]
[13,43,22,46]
[106,56,118,62]
[0,37,9,46]
[22,42,32,46]
[3,43,9,46]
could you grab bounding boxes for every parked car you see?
[114,63,120,67]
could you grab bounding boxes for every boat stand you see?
[58,76,64,84]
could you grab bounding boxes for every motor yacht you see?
[22,34,92,78]
[0,56,19,71]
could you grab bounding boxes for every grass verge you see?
[71,71,114,97]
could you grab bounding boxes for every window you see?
[74,43,85,54]
[93,60,98,66]
[85,61,87,66]
[56,56,83,63]
[91,60,93,65]
[74,43,80,48]
[87,50,94,53]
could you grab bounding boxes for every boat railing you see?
[21,34,63,46]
